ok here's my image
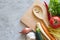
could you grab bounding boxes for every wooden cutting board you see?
[20,0,48,31]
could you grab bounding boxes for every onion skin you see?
[20,28,32,34]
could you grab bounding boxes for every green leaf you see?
[54,0,58,2]
[49,0,60,16]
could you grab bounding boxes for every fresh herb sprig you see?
[49,0,60,16]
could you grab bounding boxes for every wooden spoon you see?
[32,5,56,40]
[37,22,56,40]
[37,22,50,40]
[32,5,49,27]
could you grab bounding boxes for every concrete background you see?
[0,0,49,40]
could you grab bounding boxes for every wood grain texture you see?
[20,0,48,31]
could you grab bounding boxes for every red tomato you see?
[49,16,60,29]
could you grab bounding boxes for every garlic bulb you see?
[26,32,36,40]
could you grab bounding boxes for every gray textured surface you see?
[0,0,49,40]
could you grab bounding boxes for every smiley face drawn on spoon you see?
[32,5,44,20]
[32,5,49,27]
